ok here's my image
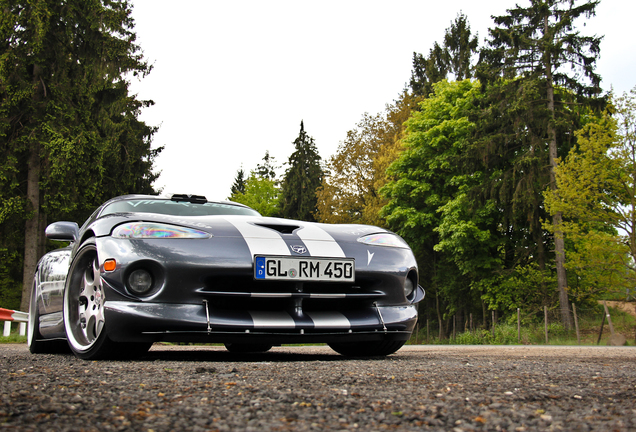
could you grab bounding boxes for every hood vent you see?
[255,223,299,235]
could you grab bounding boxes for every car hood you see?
[91,213,390,244]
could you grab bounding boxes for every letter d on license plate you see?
[254,256,355,281]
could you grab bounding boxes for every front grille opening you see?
[202,275,383,294]
[207,296,368,313]
[200,275,386,313]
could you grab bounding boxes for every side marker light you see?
[104,259,117,272]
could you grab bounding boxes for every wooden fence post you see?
[544,306,548,344]
[597,311,606,345]
[572,303,580,345]
[415,321,419,345]
[453,315,456,340]
[426,319,430,344]
[517,308,521,343]
[603,301,615,337]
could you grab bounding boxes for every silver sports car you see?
[28,194,424,359]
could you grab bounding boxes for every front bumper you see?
[104,301,418,345]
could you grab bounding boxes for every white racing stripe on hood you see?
[224,217,346,258]
[296,224,346,258]
[223,217,290,257]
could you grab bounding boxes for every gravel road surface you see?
[1,343,635,431]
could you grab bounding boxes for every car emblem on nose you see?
[290,245,307,254]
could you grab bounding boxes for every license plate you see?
[254,256,355,281]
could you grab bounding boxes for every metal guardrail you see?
[0,307,28,337]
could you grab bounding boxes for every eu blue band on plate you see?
[255,256,266,279]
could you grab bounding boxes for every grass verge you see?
[408,303,636,346]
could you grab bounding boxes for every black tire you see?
[63,238,116,360]
[328,340,406,357]
[224,343,273,353]
[28,274,69,354]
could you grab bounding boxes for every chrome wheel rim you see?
[65,246,105,351]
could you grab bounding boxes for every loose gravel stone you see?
[1,344,635,431]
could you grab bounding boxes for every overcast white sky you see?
[129,0,635,200]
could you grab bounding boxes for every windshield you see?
[100,199,261,217]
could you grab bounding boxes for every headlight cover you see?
[112,222,211,239]
[404,277,415,298]
[357,233,409,248]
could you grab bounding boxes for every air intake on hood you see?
[255,223,299,234]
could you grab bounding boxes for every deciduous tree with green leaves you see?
[230,175,280,217]
[315,93,418,226]
[545,88,636,301]
[316,112,386,225]
[381,80,495,336]
[229,152,281,216]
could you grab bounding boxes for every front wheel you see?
[63,239,114,360]
[328,340,406,357]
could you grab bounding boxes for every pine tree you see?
[0,0,160,311]
[279,121,323,222]
[444,12,479,80]
[410,12,479,97]
[410,43,448,98]
[255,151,279,181]
[230,168,247,196]
[477,0,603,328]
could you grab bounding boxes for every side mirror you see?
[45,222,80,242]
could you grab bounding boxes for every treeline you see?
[231,0,636,333]
[2,0,633,335]
[0,1,161,311]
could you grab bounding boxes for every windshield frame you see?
[98,199,261,218]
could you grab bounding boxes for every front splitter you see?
[103,301,418,344]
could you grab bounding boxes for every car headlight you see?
[357,233,409,248]
[112,222,211,239]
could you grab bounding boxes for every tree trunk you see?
[533,192,546,271]
[435,290,445,339]
[544,16,573,330]
[21,64,44,313]
[38,210,47,259]
[21,141,41,313]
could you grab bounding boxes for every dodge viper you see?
[28,194,424,359]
